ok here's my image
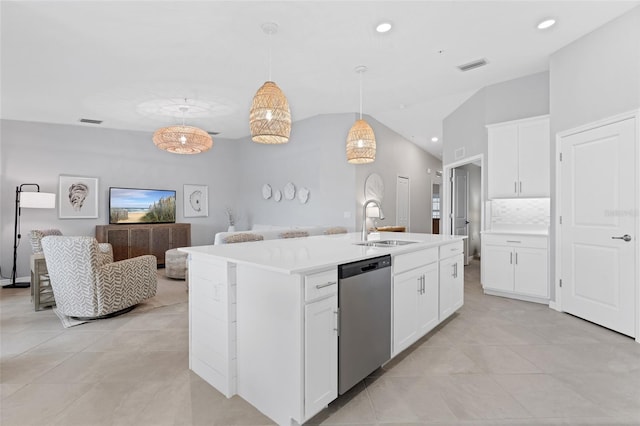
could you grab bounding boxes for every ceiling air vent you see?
[457,58,488,72]
[79,118,103,125]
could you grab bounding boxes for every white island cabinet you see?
[181,232,465,425]
[392,248,439,355]
[439,241,465,320]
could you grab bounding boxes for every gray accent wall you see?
[1,114,441,280]
[354,116,443,234]
[1,120,240,280]
[234,114,357,230]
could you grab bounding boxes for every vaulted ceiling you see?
[2,1,638,159]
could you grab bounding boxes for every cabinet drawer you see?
[482,234,547,249]
[439,241,464,259]
[393,248,438,274]
[305,269,338,302]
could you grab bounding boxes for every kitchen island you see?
[180,232,466,425]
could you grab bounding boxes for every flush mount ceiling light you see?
[376,22,392,33]
[537,18,556,29]
[431,137,439,142]
[249,22,291,144]
[152,103,213,154]
[346,66,376,164]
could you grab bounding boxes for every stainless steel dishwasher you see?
[337,255,391,394]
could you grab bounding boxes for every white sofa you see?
[214,224,348,245]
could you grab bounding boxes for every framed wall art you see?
[184,184,208,217]
[59,175,99,219]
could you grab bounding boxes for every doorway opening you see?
[432,183,441,234]
[442,155,484,265]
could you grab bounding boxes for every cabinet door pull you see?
[519,181,522,193]
[510,252,513,264]
[454,263,458,278]
[515,253,518,265]
[514,181,517,194]
[334,309,340,335]
[506,240,521,243]
[421,275,425,294]
[316,281,337,289]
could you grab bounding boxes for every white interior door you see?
[396,176,409,230]
[452,168,469,265]
[560,117,636,337]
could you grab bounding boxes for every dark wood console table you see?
[96,223,191,266]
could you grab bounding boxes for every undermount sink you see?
[354,240,418,248]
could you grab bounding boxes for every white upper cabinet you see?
[488,116,550,199]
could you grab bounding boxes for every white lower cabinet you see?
[439,253,464,321]
[188,255,236,398]
[304,294,337,418]
[304,270,338,420]
[393,263,439,355]
[482,234,549,300]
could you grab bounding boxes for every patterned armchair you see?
[41,236,157,319]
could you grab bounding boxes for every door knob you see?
[611,234,632,242]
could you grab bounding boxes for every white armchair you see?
[41,236,157,319]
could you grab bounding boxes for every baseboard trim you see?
[1,275,30,286]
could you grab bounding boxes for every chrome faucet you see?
[362,199,385,241]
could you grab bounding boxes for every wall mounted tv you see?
[109,187,176,224]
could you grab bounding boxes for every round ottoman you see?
[165,248,188,280]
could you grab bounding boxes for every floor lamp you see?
[5,184,56,288]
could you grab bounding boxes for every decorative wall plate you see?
[284,182,296,200]
[365,173,384,201]
[274,190,282,202]
[262,184,272,200]
[298,187,310,204]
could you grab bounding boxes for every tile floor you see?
[2,261,639,425]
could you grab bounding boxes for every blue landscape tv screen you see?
[109,187,176,224]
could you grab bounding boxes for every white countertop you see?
[180,232,465,275]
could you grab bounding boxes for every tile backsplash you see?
[490,198,550,227]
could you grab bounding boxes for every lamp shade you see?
[152,125,213,154]
[346,119,376,164]
[20,192,56,209]
[249,81,291,144]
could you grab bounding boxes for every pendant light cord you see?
[268,30,272,82]
[359,71,363,120]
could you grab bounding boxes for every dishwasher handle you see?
[360,263,378,273]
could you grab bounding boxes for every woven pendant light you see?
[250,23,291,144]
[346,66,376,164]
[250,81,291,144]
[153,105,213,154]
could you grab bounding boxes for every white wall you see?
[548,6,640,301]
[550,7,640,135]
[443,71,550,167]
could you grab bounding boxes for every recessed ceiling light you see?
[537,18,556,30]
[431,137,439,142]
[376,22,392,33]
